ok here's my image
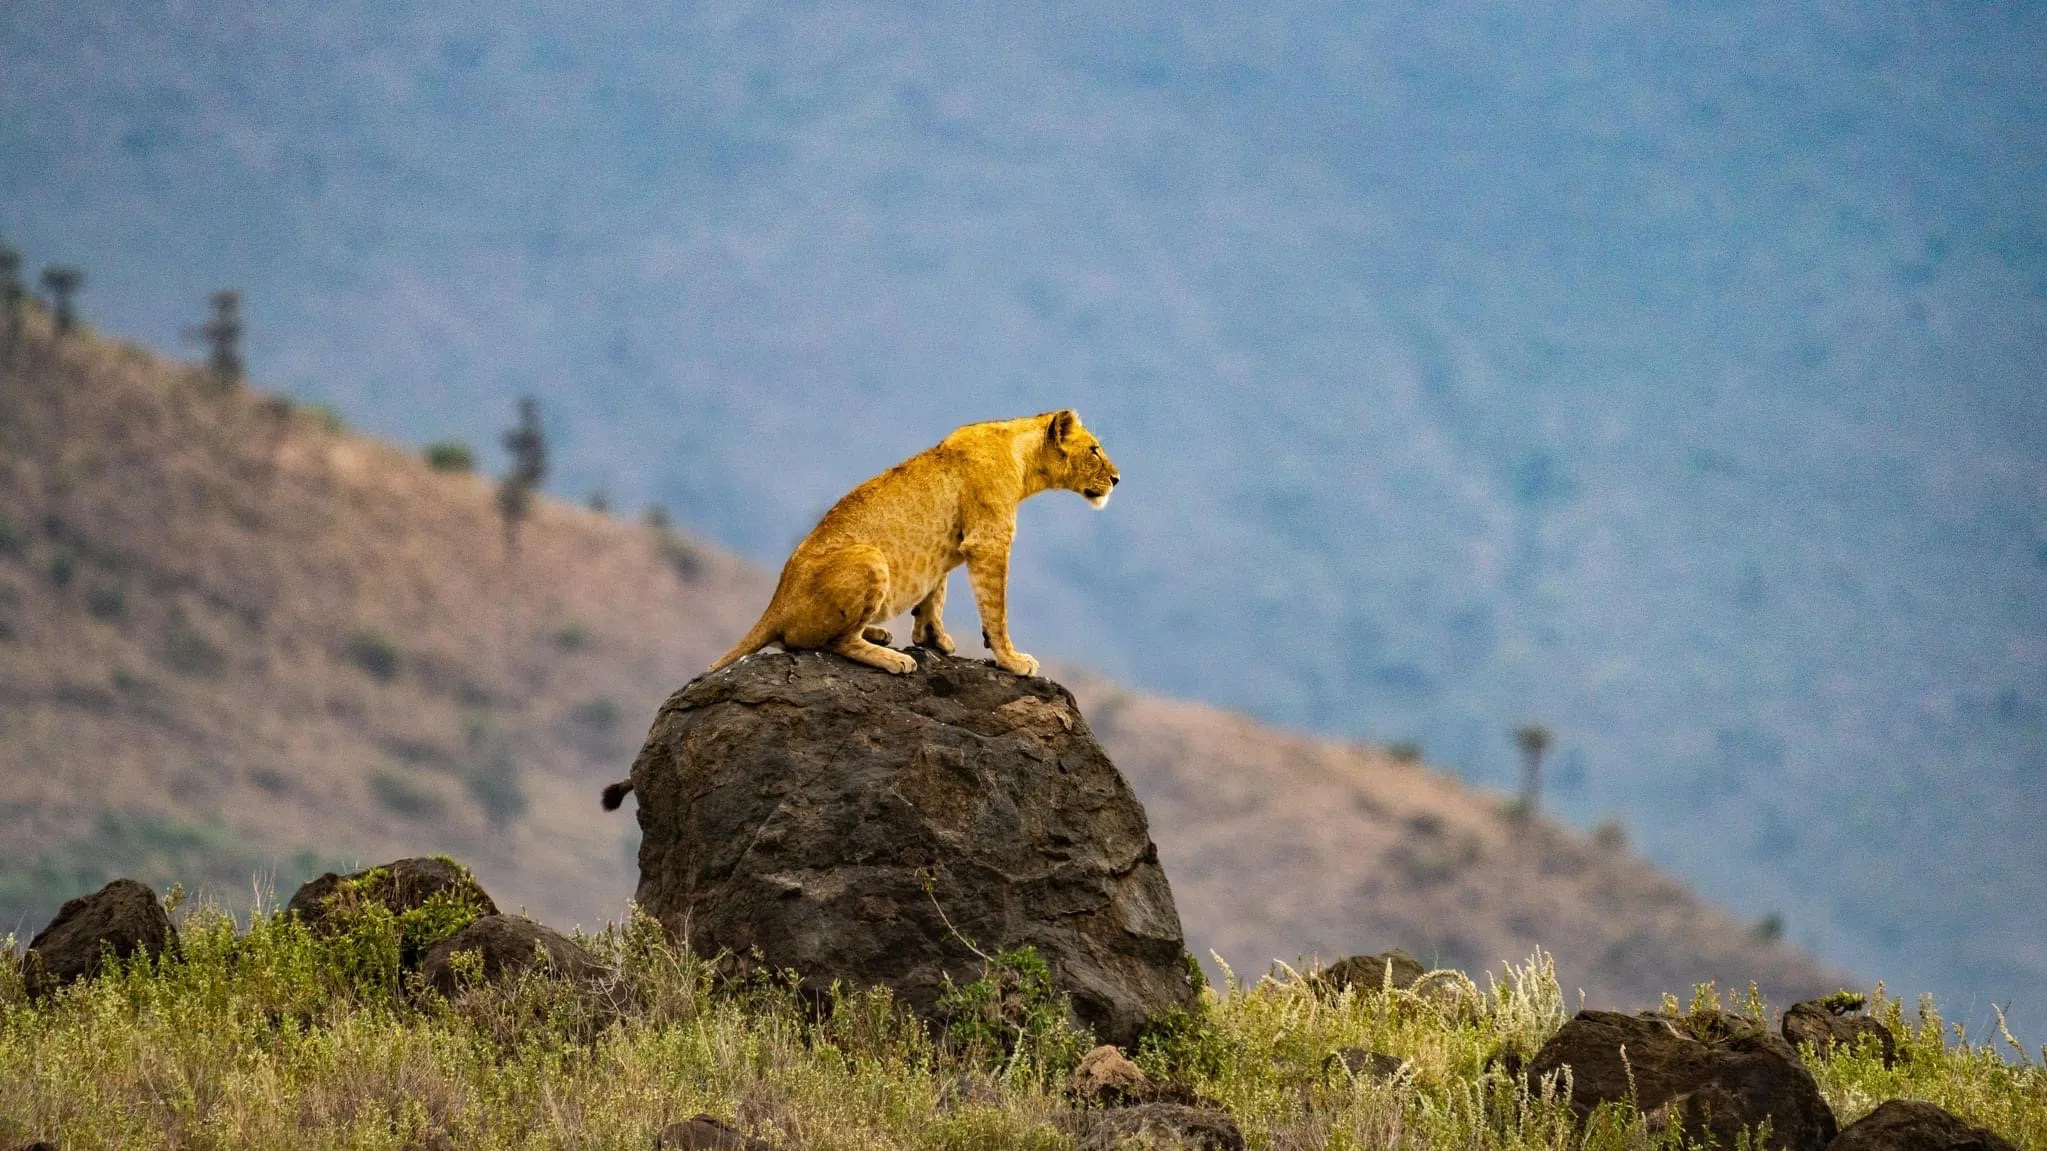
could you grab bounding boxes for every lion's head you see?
[1040,409,1120,508]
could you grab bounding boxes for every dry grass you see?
[1,895,2039,1151]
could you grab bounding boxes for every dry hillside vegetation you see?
[0,311,1842,1007]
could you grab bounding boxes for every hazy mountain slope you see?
[0,314,1844,1007]
[3,0,2040,1025]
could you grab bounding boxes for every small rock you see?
[417,914,605,997]
[1071,1044,1155,1104]
[1324,1047,1405,1081]
[1059,1103,1246,1151]
[654,1114,778,1151]
[1525,1009,1836,1151]
[286,857,498,937]
[1781,996,1897,1067]
[14,1142,62,1151]
[1828,1099,2016,1151]
[24,878,177,998]
[1313,949,1426,996]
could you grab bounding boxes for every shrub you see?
[46,550,74,587]
[0,516,23,559]
[369,770,448,820]
[424,440,476,473]
[551,622,589,651]
[308,402,344,433]
[569,697,620,731]
[162,626,226,678]
[467,746,527,830]
[85,583,125,620]
[1388,740,1423,763]
[346,630,401,681]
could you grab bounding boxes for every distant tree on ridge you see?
[497,396,548,554]
[184,289,244,389]
[40,265,83,335]
[1515,722,1553,819]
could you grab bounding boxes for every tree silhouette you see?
[185,289,244,388]
[1514,722,1553,818]
[40,265,83,335]
[0,245,22,348]
[496,397,548,553]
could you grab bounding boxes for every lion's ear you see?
[1046,409,1079,446]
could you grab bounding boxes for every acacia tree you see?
[185,289,244,388]
[1515,722,1553,818]
[40,265,83,335]
[0,245,22,348]
[497,396,548,553]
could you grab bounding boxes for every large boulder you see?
[1781,995,1897,1067]
[1828,1100,2015,1151]
[23,878,177,998]
[1313,949,1426,996]
[286,856,499,936]
[1525,1009,1837,1151]
[417,914,605,997]
[617,649,1197,1048]
[1057,1104,1246,1151]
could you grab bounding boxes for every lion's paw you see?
[996,650,1039,677]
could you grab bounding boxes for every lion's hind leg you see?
[781,545,916,674]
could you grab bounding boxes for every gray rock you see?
[287,857,498,933]
[1782,996,1897,1067]
[654,1115,778,1150]
[1325,1047,1406,1081]
[417,914,605,997]
[1526,1009,1837,1151]
[1314,949,1426,996]
[618,649,1196,1048]
[1059,1103,1246,1151]
[1827,1099,2016,1151]
[24,878,176,998]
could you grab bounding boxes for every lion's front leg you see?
[911,581,956,654]
[963,533,1036,677]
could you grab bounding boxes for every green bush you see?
[368,770,448,821]
[84,582,124,620]
[0,516,24,559]
[346,630,401,681]
[569,696,620,731]
[162,626,226,678]
[424,440,476,473]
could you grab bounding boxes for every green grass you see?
[1,905,2041,1150]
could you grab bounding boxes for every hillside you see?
[0,312,1844,1007]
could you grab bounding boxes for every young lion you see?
[709,409,1120,677]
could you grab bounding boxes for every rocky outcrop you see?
[1781,995,1897,1067]
[1526,1010,1837,1151]
[1058,1103,1246,1151]
[1314,949,1426,996]
[615,649,1197,1048]
[23,878,176,998]
[286,856,499,934]
[654,1115,779,1150]
[417,914,605,997]
[1827,1100,2015,1151]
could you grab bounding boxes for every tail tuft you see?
[600,780,634,811]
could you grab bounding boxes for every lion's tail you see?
[706,612,779,675]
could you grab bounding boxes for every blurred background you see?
[2,3,2043,1035]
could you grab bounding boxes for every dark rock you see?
[1782,996,1897,1067]
[1314,949,1426,996]
[1058,1103,1246,1151]
[1325,1047,1406,1081]
[621,649,1196,1048]
[14,1142,62,1151]
[24,878,176,998]
[1828,1100,2016,1151]
[1525,1009,1837,1151]
[286,856,498,937]
[417,914,605,997]
[654,1114,778,1151]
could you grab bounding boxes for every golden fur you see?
[708,409,1120,677]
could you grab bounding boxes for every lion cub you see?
[709,409,1120,677]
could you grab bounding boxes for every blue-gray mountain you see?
[3,2,2043,1034]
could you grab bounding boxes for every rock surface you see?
[654,1115,779,1151]
[287,857,499,937]
[1781,996,1897,1067]
[1315,949,1426,995]
[1059,1103,1246,1151]
[23,878,176,998]
[620,649,1196,1047]
[1325,1047,1407,1081]
[1525,1009,1837,1151]
[1828,1100,2016,1151]
[417,914,605,997]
